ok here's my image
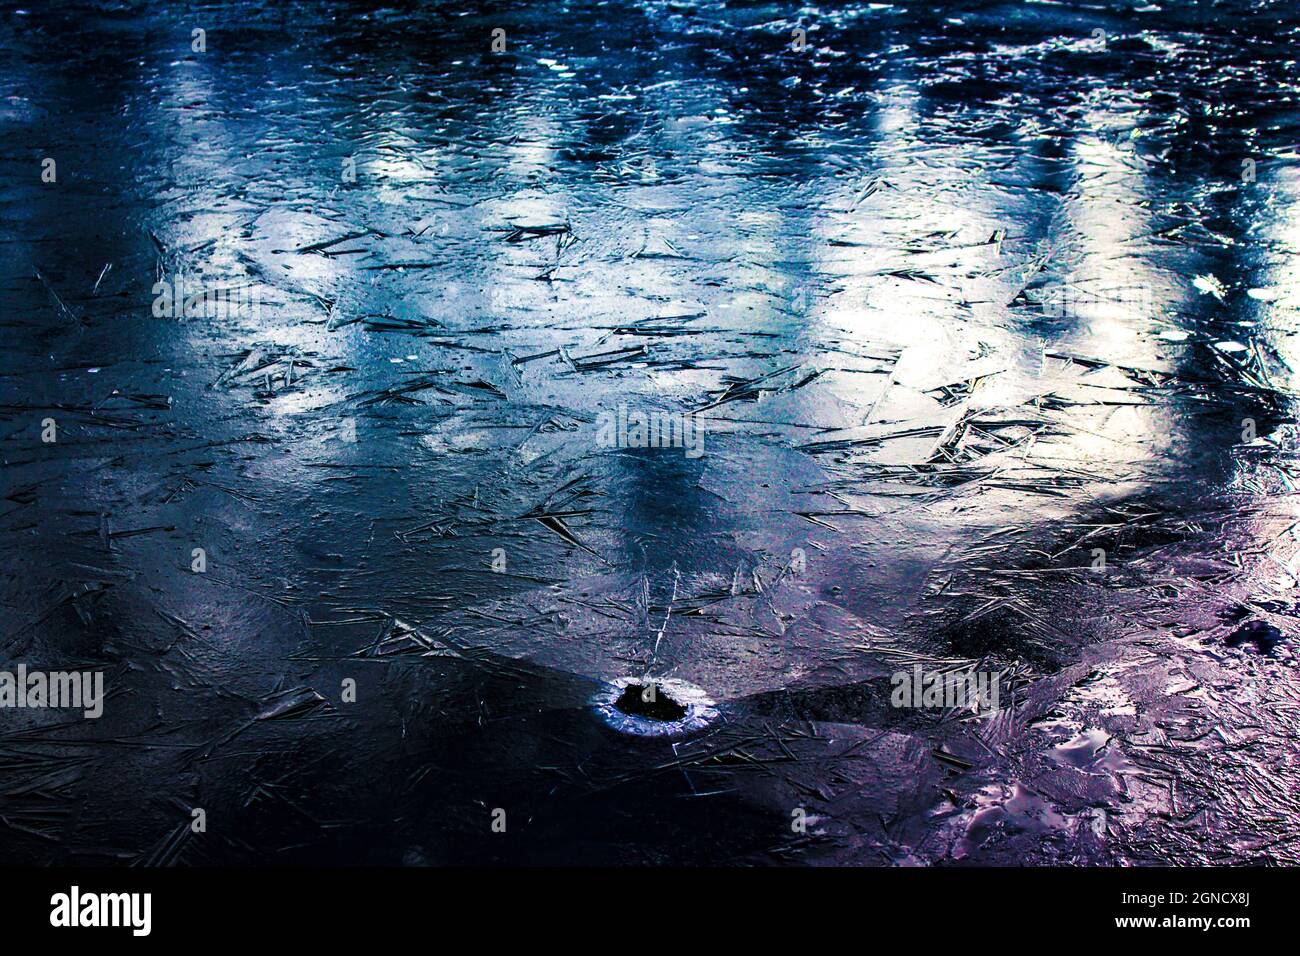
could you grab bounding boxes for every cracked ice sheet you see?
[2,0,1300,865]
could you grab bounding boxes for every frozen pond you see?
[2,0,1299,864]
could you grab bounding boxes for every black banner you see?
[6,866,1282,941]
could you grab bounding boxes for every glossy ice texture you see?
[2,0,1299,864]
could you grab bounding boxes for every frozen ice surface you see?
[2,0,1300,865]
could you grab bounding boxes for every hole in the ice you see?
[594,677,718,738]
[613,681,688,721]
